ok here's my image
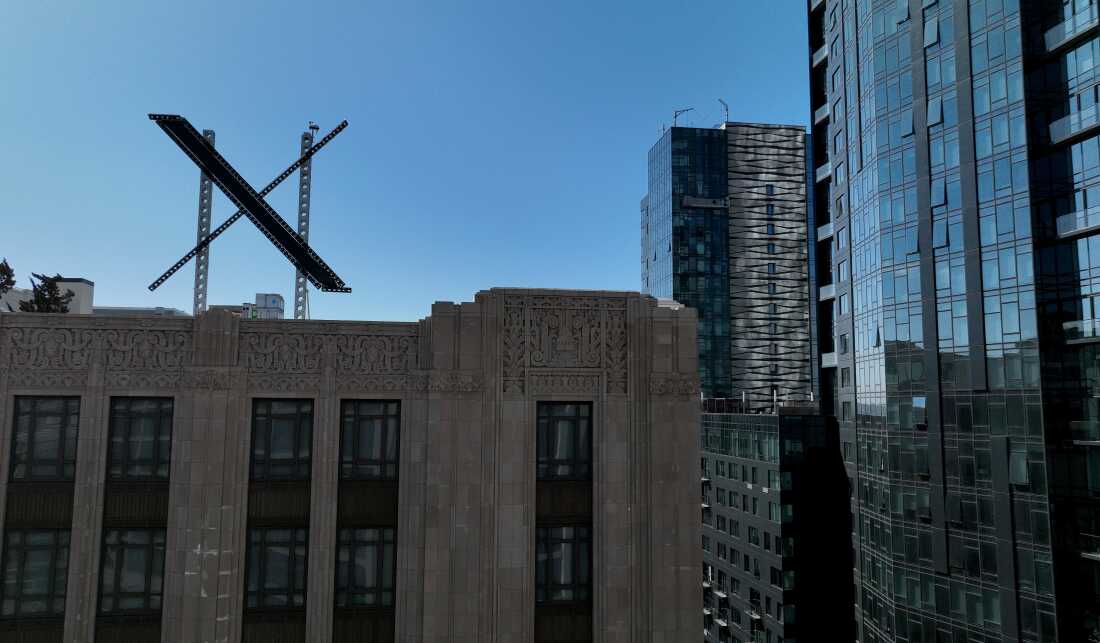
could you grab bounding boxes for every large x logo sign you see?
[149,114,351,293]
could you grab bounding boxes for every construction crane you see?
[192,130,215,315]
[147,116,350,292]
[293,123,319,320]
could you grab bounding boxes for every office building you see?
[700,401,851,643]
[210,293,286,320]
[808,0,1099,640]
[641,122,813,407]
[0,287,701,643]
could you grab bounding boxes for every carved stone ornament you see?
[241,333,324,373]
[501,296,628,394]
[7,369,88,389]
[527,373,601,395]
[7,327,97,369]
[105,370,182,390]
[247,372,322,393]
[104,329,191,370]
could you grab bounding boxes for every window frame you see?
[334,527,396,608]
[536,402,593,481]
[107,397,174,481]
[250,399,314,481]
[535,524,592,604]
[339,400,400,480]
[10,397,80,482]
[0,529,70,619]
[97,528,166,615]
[245,527,309,610]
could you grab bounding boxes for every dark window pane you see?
[108,397,173,481]
[339,400,400,480]
[98,529,165,615]
[245,528,308,610]
[536,525,592,604]
[251,399,313,481]
[0,529,70,617]
[10,397,80,481]
[335,528,396,607]
[537,403,593,480]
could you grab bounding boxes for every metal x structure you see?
[147,114,351,293]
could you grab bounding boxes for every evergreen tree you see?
[0,259,13,297]
[0,259,14,312]
[18,273,74,313]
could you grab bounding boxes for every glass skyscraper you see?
[642,123,813,405]
[808,0,1099,640]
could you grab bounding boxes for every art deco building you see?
[808,0,1100,640]
[641,122,813,407]
[0,288,701,643]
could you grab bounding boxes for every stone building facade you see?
[0,288,701,643]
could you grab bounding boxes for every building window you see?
[108,398,173,481]
[767,223,776,235]
[250,400,313,480]
[10,397,80,481]
[245,528,308,609]
[767,263,777,274]
[768,283,777,295]
[0,529,70,617]
[767,243,776,254]
[340,401,400,480]
[766,184,775,196]
[536,526,591,603]
[537,403,592,480]
[335,528,395,607]
[98,529,165,614]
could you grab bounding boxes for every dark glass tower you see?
[642,123,813,404]
[808,0,1100,640]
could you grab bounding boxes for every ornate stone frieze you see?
[247,372,322,393]
[330,334,416,373]
[105,370,182,390]
[527,372,601,395]
[104,329,191,370]
[7,369,88,389]
[241,333,324,373]
[181,368,241,390]
[650,374,700,397]
[501,295,628,394]
[6,327,97,370]
[336,373,420,394]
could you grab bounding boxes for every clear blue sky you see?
[1,0,808,322]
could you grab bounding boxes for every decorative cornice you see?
[7,369,89,389]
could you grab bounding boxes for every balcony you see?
[817,221,834,241]
[1049,103,1100,146]
[812,44,828,68]
[1064,319,1100,345]
[1056,206,1100,240]
[813,103,830,125]
[815,160,832,183]
[821,352,838,368]
[818,283,836,302]
[1045,5,1100,54]
[1083,533,1100,562]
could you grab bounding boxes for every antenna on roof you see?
[718,99,730,123]
[672,107,694,127]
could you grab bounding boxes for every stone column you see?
[304,361,339,643]
[65,354,109,642]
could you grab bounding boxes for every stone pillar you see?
[304,361,339,643]
[65,358,109,643]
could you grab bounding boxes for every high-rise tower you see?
[808,0,1099,640]
[642,122,813,406]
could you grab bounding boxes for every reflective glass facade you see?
[808,0,1100,640]
[642,125,812,403]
